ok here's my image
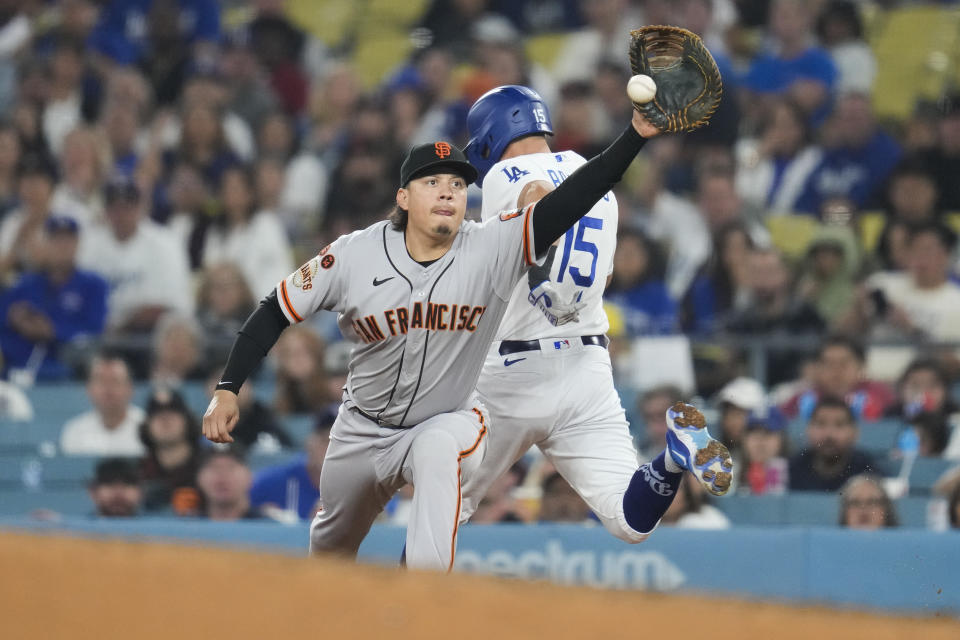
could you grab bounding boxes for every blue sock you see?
[622,452,683,534]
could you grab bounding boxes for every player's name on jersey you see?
[351,303,488,344]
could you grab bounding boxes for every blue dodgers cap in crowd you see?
[746,407,787,432]
[44,216,79,235]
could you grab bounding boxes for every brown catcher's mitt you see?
[629,25,723,133]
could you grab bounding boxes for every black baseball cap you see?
[400,141,478,187]
[91,458,140,486]
[146,387,191,417]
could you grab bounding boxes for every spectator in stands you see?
[661,473,731,529]
[177,70,255,163]
[167,102,240,189]
[51,127,111,228]
[738,408,789,495]
[89,458,143,518]
[165,161,211,267]
[91,0,220,70]
[694,172,768,242]
[815,1,876,95]
[735,98,823,215]
[742,0,837,121]
[725,249,825,386]
[197,447,260,521]
[0,153,59,282]
[272,325,333,416]
[196,262,256,363]
[605,228,678,336]
[469,460,528,524]
[838,474,898,530]
[949,482,960,529]
[906,412,952,459]
[538,471,591,524]
[926,93,960,212]
[884,158,940,225]
[854,221,960,344]
[205,367,290,450]
[139,387,203,515]
[886,358,958,422]
[217,29,278,138]
[715,376,767,460]
[249,408,333,520]
[627,163,710,302]
[789,397,877,492]
[0,216,108,381]
[98,93,143,178]
[306,63,362,158]
[150,312,205,386]
[795,93,901,216]
[202,163,292,299]
[874,218,911,273]
[42,36,86,157]
[796,225,861,327]
[682,222,754,335]
[634,385,684,461]
[551,0,639,86]
[78,173,193,333]
[0,122,22,217]
[246,0,309,115]
[782,335,894,422]
[255,111,327,236]
[60,352,146,456]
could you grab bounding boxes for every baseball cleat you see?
[665,402,733,496]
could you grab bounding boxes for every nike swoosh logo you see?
[504,357,526,366]
[372,276,395,286]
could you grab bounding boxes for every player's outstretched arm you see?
[530,111,658,256]
[201,291,290,443]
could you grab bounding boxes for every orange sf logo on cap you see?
[434,142,451,158]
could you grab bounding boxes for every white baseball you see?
[627,74,657,104]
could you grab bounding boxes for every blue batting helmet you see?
[465,85,553,186]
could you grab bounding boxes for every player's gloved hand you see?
[528,281,587,326]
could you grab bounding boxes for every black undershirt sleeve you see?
[216,290,291,394]
[531,125,648,256]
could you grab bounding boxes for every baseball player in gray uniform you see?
[460,85,733,542]
[203,105,660,571]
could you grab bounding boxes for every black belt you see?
[498,335,608,356]
[350,406,409,429]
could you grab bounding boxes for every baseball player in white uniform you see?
[460,86,733,543]
[203,103,664,571]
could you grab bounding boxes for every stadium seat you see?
[766,215,820,259]
[859,419,903,452]
[0,488,93,517]
[870,5,960,121]
[908,457,956,494]
[714,492,930,528]
[282,415,316,447]
[0,455,100,489]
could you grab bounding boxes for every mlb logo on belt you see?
[553,339,571,350]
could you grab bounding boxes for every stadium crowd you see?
[0,0,960,532]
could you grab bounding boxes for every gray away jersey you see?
[276,209,537,426]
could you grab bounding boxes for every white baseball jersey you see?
[480,151,617,340]
[462,149,648,545]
